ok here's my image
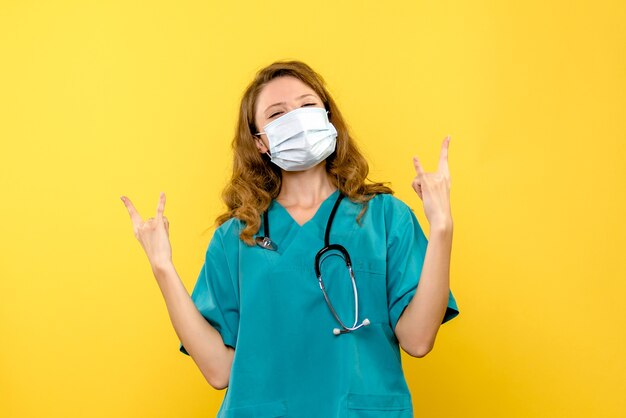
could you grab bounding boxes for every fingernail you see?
[120,196,125,202]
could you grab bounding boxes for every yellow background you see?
[1,0,624,417]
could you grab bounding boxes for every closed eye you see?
[269,103,318,119]
[269,111,283,118]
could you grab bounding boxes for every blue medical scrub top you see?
[180,190,460,417]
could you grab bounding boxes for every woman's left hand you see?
[411,135,453,229]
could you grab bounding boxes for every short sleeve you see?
[386,199,460,332]
[179,225,240,356]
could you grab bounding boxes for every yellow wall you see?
[1,1,624,417]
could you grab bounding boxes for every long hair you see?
[213,60,393,245]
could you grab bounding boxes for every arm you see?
[397,135,456,357]
[394,222,453,358]
[153,263,234,389]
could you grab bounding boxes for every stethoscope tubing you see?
[257,192,370,335]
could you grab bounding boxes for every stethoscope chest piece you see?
[256,210,278,251]
[256,236,278,251]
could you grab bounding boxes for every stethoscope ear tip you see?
[332,319,370,336]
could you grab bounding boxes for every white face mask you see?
[256,107,338,171]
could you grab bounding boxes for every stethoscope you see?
[256,192,370,335]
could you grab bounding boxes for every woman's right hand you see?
[121,192,173,273]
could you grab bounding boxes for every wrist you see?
[151,261,176,279]
[430,220,453,235]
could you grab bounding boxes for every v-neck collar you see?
[259,189,343,258]
[271,189,341,230]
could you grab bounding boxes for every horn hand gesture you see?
[412,135,453,230]
[121,192,173,273]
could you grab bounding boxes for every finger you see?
[413,156,425,177]
[121,196,143,227]
[156,192,166,220]
[411,179,423,200]
[438,135,450,176]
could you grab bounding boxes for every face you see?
[253,76,325,154]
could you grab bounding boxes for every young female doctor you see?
[121,60,460,417]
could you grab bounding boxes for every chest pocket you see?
[347,393,412,418]
[350,262,390,326]
[221,400,287,418]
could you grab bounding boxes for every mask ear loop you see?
[253,132,272,158]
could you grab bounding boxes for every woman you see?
[121,60,460,417]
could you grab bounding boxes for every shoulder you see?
[207,217,245,252]
[365,192,415,220]
[360,193,422,239]
[214,216,243,236]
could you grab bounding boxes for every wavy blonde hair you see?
[213,60,393,245]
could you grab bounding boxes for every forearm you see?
[152,263,234,389]
[395,223,453,357]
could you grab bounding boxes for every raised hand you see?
[121,192,173,272]
[411,135,453,229]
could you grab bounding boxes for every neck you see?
[277,162,337,208]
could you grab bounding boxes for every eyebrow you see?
[264,94,318,114]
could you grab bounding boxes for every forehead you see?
[256,76,319,110]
